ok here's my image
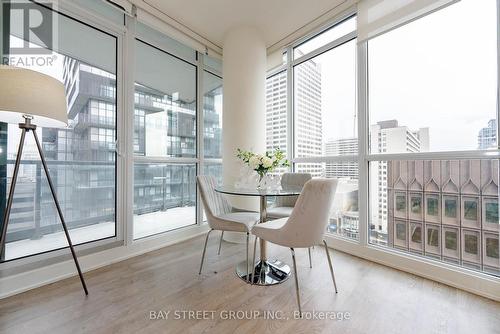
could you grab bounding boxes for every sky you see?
[306,0,498,152]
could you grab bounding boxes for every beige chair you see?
[267,173,312,219]
[197,175,259,281]
[251,179,339,313]
[267,172,313,267]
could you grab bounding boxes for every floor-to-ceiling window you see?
[367,0,499,275]
[1,1,118,260]
[273,0,499,277]
[0,1,223,281]
[133,38,197,239]
[291,15,359,240]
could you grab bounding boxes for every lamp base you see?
[0,117,88,296]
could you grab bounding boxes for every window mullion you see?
[286,45,294,172]
[358,41,369,247]
[124,13,137,246]
[497,0,500,150]
[196,52,204,226]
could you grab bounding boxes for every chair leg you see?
[290,248,302,315]
[246,232,250,282]
[308,247,312,268]
[251,236,258,284]
[218,231,224,255]
[323,240,338,293]
[199,229,213,275]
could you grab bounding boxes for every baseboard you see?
[324,235,500,302]
[0,224,210,299]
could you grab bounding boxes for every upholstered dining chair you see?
[267,173,312,219]
[251,179,339,313]
[197,175,259,281]
[267,172,313,266]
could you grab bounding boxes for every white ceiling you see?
[141,0,347,48]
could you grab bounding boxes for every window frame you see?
[272,1,500,287]
[123,13,223,246]
[0,0,123,266]
[360,0,500,282]
[0,0,223,268]
[130,37,222,240]
[289,9,360,241]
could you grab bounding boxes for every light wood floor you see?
[1,234,500,334]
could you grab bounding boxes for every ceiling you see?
[141,0,347,49]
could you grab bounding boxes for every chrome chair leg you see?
[323,240,338,293]
[308,247,312,268]
[218,231,224,255]
[199,229,213,275]
[251,236,258,284]
[290,248,302,315]
[246,232,250,282]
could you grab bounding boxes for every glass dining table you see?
[215,186,302,286]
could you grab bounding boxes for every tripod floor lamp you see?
[0,65,88,295]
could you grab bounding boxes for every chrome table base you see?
[236,259,291,285]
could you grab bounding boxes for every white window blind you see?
[266,49,285,71]
[357,0,458,42]
[8,3,116,73]
[135,40,196,104]
[104,0,133,15]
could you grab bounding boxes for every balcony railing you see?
[2,159,116,243]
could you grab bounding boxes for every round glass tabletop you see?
[215,186,301,197]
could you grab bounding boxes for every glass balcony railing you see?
[1,159,116,260]
[133,163,196,239]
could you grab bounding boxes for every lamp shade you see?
[0,65,68,127]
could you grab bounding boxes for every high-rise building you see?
[324,138,358,179]
[478,119,497,149]
[265,57,322,176]
[266,60,323,176]
[370,120,429,154]
[265,71,287,154]
[6,57,222,243]
[292,58,323,177]
[132,82,197,215]
[42,58,117,228]
[370,120,430,243]
[323,137,359,238]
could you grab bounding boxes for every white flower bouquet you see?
[236,148,289,187]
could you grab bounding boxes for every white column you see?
[222,27,266,242]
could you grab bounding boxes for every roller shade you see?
[7,2,116,73]
[135,40,196,104]
[267,49,285,71]
[357,0,459,42]
[136,8,222,59]
[136,21,196,63]
[104,0,133,15]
